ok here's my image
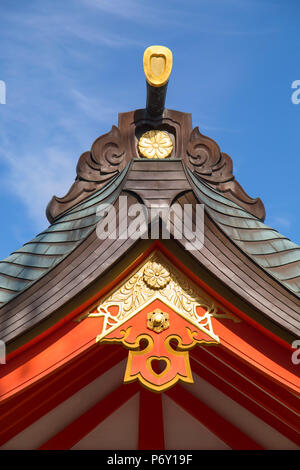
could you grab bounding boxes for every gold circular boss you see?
[138,130,173,159]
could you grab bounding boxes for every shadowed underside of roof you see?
[0,168,129,308]
[188,169,300,297]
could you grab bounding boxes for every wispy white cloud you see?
[196,122,239,133]
[63,22,142,48]
[0,2,140,234]
[0,147,75,229]
[0,5,142,74]
[81,0,165,23]
[0,0,293,252]
[81,0,279,35]
[272,216,292,229]
[70,89,120,122]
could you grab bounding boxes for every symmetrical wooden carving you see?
[46,109,265,223]
[185,127,265,220]
[46,126,127,223]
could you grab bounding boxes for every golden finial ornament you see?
[143,45,173,88]
[143,45,173,116]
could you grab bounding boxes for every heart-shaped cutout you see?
[151,358,167,375]
[146,356,171,378]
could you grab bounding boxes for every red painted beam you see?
[190,355,300,446]
[139,388,165,450]
[39,382,140,450]
[205,345,300,414]
[155,241,293,353]
[0,345,127,446]
[190,347,300,441]
[166,385,263,450]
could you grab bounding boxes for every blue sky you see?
[0,0,299,260]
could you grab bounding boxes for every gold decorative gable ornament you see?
[83,252,237,392]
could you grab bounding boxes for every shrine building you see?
[0,46,299,450]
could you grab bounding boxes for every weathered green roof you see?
[0,168,129,307]
[0,160,299,312]
[188,169,300,297]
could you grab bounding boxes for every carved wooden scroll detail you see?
[46,126,127,223]
[186,127,265,220]
[46,110,265,223]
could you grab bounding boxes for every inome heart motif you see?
[147,356,171,378]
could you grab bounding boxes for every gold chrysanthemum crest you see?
[143,262,171,289]
[138,130,173,159]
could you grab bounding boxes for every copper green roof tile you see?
[0,167,129,307]
[188,169,300,296]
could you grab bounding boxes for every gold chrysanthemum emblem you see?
[143,262,171,289]
[138,130,173,159]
